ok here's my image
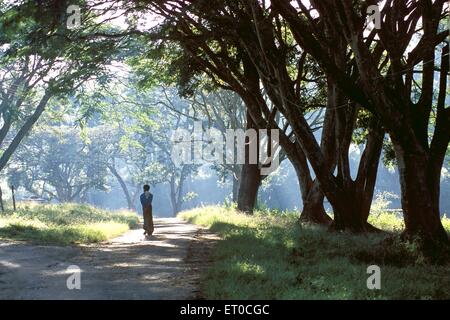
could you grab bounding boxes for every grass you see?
[0,202,140,245]
[179,205,450,300]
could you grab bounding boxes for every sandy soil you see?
[0,217,218,300]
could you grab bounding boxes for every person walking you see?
[140,184,154,236]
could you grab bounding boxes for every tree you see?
[273,0,449,248]
[121,1,450,246]
[239,1,385,230]
[84,124,142,210]
[124,2,332,220]
[0,0,124,174]
[187,88,290,212]
[81,77,201,215]
[122,0,388,229]
[187,89,246,203]
[128,87,200,215]
[7,126,109,202]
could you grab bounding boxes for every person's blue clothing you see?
[140,192,153,208]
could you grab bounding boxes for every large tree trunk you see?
[300,180,331,225]
[245,43,363,229]
[237,162,261,213]
[247,5,386,233]
[237,111,261,214]
[287,139,332,225]
[393,142,449,249]
[330,116,384,233]
[292,139,332,225]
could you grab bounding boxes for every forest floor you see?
[0,217,218,299]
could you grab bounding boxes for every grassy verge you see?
[179,206,450,299]
[0,203,140,245]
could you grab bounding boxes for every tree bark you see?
[300,180,331,225]
[237,162,261,213]
[393,142,449,249]
[237,111,261,213]
[329,117,384,233]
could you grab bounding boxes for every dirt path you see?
[0,218,218,300]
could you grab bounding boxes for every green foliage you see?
[0,202,139,245]
[127,40,183,90]
[382,137,397,168]
[368,192,403,231]
[352,109,372,145]
[179,206,450,299]
[7,125,110,202]
[182,191,198,203]
[0,0,126,177]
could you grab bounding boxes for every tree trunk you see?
[394,143,449,250]
[290,139,332,225]
[329,117,384,233]
[299,102,336,225]
[237,162,261,213]
[169,176,180,216]
[355,120,384,223]
[237,110,261,214]
[0,93,51,172]
[108,165,136,211]
[300,180,331,225]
